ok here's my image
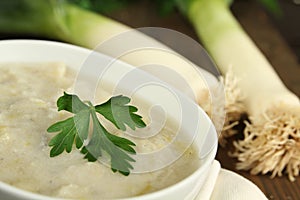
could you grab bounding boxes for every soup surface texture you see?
[0,63,199,199]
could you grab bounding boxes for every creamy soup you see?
[0,63,200,199]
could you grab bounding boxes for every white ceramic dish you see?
[0,40,218,200]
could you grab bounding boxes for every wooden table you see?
[1,1,299,199]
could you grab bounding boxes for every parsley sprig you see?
[47,92,146,176]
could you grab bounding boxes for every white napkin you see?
[195,160,268,200]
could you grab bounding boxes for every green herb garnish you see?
[47,92,146,176]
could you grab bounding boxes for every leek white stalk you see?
[0,0,129,48]
[180,0,300,181]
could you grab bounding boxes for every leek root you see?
[179,0,300,181]
[218,68,245,146]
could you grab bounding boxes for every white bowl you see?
[0,40,218,200]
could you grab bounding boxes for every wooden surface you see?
[1,0,299,199]
[108,1,300,200]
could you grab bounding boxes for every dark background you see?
[271,0,300,62]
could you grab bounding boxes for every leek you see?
[0,0,129,48]
[175,0,300,181]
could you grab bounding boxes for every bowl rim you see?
[0,39,218,200]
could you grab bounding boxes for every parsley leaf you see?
[95,95,146,131]
[56,91,89,113]
[47,92,146,175]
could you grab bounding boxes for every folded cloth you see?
[195,160,268,200]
